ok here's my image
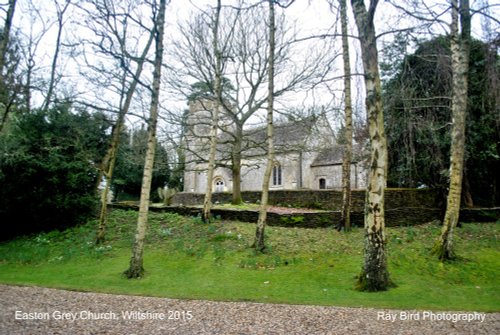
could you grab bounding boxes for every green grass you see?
[0,209,498,311]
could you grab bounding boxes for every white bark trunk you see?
[339,0,353,232]
[433,0,470,260]
[351,0,392,291]
[254,0,275,252]
[202,0,223,222]
[125,0,166,279]
[96,31,154,244]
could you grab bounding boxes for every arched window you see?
[272,163,282,186]
[214,178,225,192]
[319,178,326,189]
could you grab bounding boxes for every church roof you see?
[242,114,330,155]
[311,146,345,166]
[311,145,364,167]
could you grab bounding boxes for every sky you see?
[165,0,365,126]
[3,0,499,135]
[7,1,354,108]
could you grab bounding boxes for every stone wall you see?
[172,188,443,211]
[110,204,498,228]
[110,200,498,229]
[168,188,448,227]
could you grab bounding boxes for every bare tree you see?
[74,0,156,120]
[125,0,167,279]
[171,1,330,204]
[95,30,154,244]
[42,0,71,111]
[0,0,17,132]
[72,0,157,243]
[19,0,49,114]
[351,0,393,291]
[337,0,354,232]
[432,0,471,260]
[202,0,223,222]
[253,0,276,253]
[0,0,16,80]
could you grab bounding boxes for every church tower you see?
[183,98,235,193]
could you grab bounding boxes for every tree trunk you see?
[95,30,154,244]
[25,59,33,114]
[124,0,166,279]
[42,0,70,111]
[0,0,17,133]
[462,170,474,208]
[232,127,243,205]
[351,0,392,291]
[202,0,223,223]
[0,0,16,80]
[433,0,470,261]
[338,0,353,232]
[253,0,275,253]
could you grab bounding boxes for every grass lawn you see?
[0,209,498,312]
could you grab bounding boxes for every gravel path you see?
[0,285,498,334]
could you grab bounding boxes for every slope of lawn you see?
[0,209,498,311]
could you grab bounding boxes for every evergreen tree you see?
[0,104,109,239]
[113,126,171,202]
[384,36,499,207]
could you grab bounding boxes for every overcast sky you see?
[3,0,499,134]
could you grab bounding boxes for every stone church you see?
[183,99,368,194]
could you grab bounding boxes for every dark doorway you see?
[319,178,326,189]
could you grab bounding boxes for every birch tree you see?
[202,0,223,222]
[74,0,156,243]
[125,0,166,279]
[385,0,499,208]
[432,0,471,260]
[351,0,393,291]
[338,0,353,232]
[42,0,71,111]
[95,31,154,244]
[253,0,275,253]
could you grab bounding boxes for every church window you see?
[319,178,326,189]
[272,163,282,186]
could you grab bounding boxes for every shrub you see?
[0,106,108,240]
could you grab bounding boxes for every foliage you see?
[280,215,305,225]
[112,126,171,201]
[187,77,235,103]
[384,36,500,206]
[0,104,109,239]
[0,209,498,311]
